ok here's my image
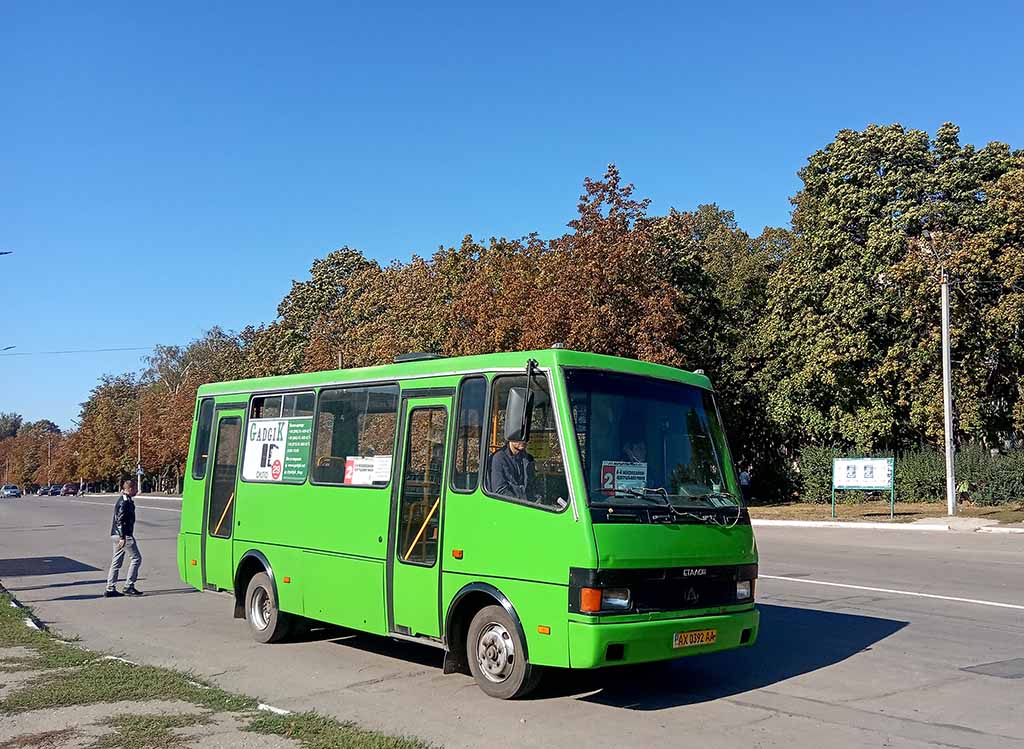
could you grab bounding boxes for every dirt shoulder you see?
[748,500,1024,524]
[0,590,432,749]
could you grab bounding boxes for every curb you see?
[752,518,1024,534]
[0,580,50,632]
[751,519,950,531]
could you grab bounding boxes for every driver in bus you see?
[488,438,535,501]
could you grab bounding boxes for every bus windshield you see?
[565,368,741,510]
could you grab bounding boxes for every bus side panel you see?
[179,532,203,590]
[236,482,388,563]
[442,491,594,586]
[303,553,387,635]
[442,574,570,668]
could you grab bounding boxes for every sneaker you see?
[104,588,123,598]
[123,586,143,597]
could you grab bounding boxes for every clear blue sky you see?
[3,1,1023,429]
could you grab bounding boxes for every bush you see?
[895,450,945,503]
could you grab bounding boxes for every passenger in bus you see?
[488,438,535,501]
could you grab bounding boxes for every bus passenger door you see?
[202,409,243,591]
[388,396,452,638]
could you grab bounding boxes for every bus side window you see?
[251,395,282,419]
[283,392,315,418]
[312,384,399,487]
[191,398,215,479]
[484,374,569,510]
[451,377,486,492]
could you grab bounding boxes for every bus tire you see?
[466,604,542,699]
[244,572,292,643]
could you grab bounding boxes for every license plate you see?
[673,629,717,648]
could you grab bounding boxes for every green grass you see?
[247,712,433,749]
[0,593,434,748]
[90,713,213,749]
[0,597,94,670]
[0,727,79,748]
[0,659,254,715]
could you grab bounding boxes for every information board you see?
[832,457,893,490]
[831,457,896,518]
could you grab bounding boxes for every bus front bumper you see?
[568,607,759,669]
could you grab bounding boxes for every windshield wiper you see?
[591,487,673,508]
[688,491,741,507]
[593,489,743,528]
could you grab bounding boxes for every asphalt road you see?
[2,495,1022,748]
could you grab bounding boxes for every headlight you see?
[736,580,752,601]
[602,588,631,609]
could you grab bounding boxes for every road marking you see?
[82,494,182,502]
[60,498,181,514]
[762,574,1024,611]
[258,703,291,715]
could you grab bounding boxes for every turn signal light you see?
[283,576,291,584]
[452,549,464,559]
[580,587,602,612]
[537,625,551,635]
[190,560,197,566]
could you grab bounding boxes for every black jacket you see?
[488,445,535,501]
[110,494,136,538]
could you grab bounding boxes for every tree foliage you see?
[17,124,1024,503]
[758,123,1022,451]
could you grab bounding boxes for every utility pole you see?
[941,268,957,516]
[137,411,143,493]
[47,434,52,485]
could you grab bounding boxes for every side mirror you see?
[504,387,534,441]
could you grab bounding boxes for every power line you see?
[0,346,151,357]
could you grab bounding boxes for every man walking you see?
[104,480,143,597]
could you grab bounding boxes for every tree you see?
[758,123,1019,451]
[245,248,375,376]
[75,374,141,482]
[140,328,247,492]
[0,412,22,439]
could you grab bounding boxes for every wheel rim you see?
[476,622,515,683]
[250,586,271,631]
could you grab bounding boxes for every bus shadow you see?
[559,604,907,709]
[290,625,444,670]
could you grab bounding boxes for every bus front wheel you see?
[244,572,292,643]
[466,605,542,699]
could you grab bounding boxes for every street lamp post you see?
[137,411,143,493]
[924,230,957,517]
[940,268,957,517]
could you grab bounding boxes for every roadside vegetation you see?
[0,592,431,749]
[748,501,1024,524]
[2,122,1023,506]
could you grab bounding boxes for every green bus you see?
[178,348,758,698]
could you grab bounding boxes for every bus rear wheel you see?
[245,572,292,643]
[466,605,542,699]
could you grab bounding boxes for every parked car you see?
[60,483,78,496]
[1,485,21,498]
[36,485,50,496]
[48,484,62,496]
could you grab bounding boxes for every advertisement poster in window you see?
[600,461,648,493]
[343,455,393,486]
[242,417,313,483]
